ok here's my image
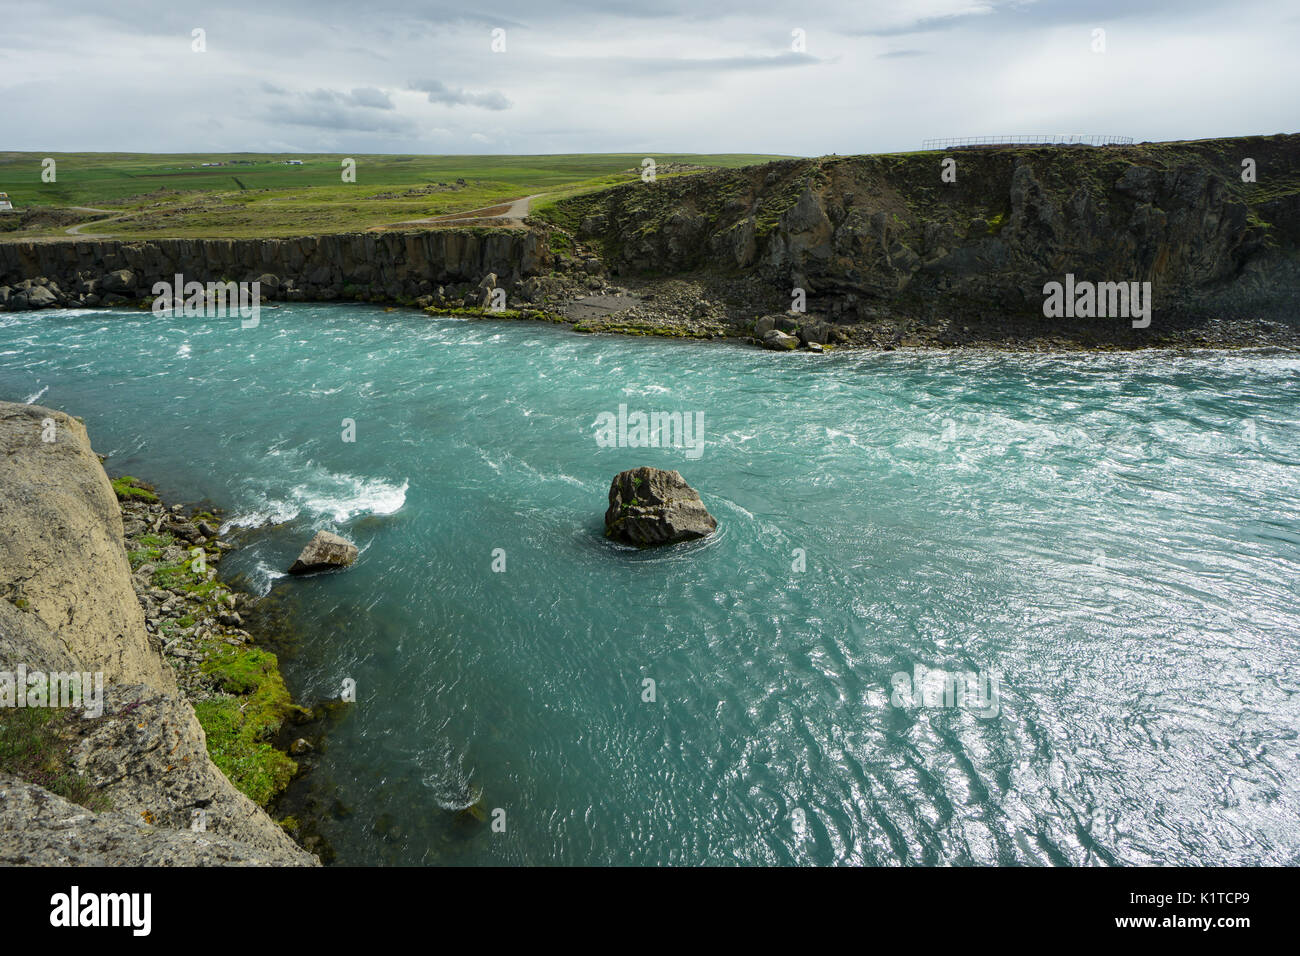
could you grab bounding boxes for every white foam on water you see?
[221,497,302,532]
[223,468,408,530]
[296,474,408,522]
[247,560,288,597]
[24,385,49,404]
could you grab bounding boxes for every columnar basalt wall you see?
[0,228,550,305]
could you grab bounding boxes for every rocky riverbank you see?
[114,479,344,861]
[0,402,318,865]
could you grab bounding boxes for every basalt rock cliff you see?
[543,134,1300,339]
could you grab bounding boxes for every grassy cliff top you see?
[4,137,1294,244]
[0,152,788,240]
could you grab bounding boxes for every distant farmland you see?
[0,152,789,239]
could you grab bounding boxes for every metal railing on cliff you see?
[920,135,1135,150]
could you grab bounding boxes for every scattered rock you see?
[23,285,58,308]
[762,329,799,351]
[100,269,136,294]
[798,319,830,345]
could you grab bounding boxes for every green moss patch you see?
[111,475,159,502]
[192,644,300,806]
[423,305,568,323]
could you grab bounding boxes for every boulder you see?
[476,273,498,309]
[762,329,799,351]
[22,285,57,308]
[100,269,136,293]
[753,314,779,336]
[287,530,358,574]
[604,466,717,547]
[798,319,830,345]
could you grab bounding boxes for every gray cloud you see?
[575,51,826,73]
[270,104,416,133]
[409,79,513,110]
[264,87,410,132]
[346,87,396,110]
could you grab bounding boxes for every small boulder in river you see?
[287,530,358,574]
[604,467,717,547]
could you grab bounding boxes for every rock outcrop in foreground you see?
[0,774,304,866]
[0,402,316,866]
[605,467,717,547]
[0,406,177,692]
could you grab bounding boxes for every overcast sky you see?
[2,0,1296,155]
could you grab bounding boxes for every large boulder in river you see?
[604,467,717,547]
[287,530,358,574]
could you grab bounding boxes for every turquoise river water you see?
[2,303,1298,865]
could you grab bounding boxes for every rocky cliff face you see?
[0,228,549,309]
[0,402,316,866]
[0,406,176,691]
[545,134,1300,329]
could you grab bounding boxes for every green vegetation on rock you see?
[193,644,300,806]
[424,305,568,323]
[111,475,159,502]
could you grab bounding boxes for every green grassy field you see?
[0,152,788,239]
